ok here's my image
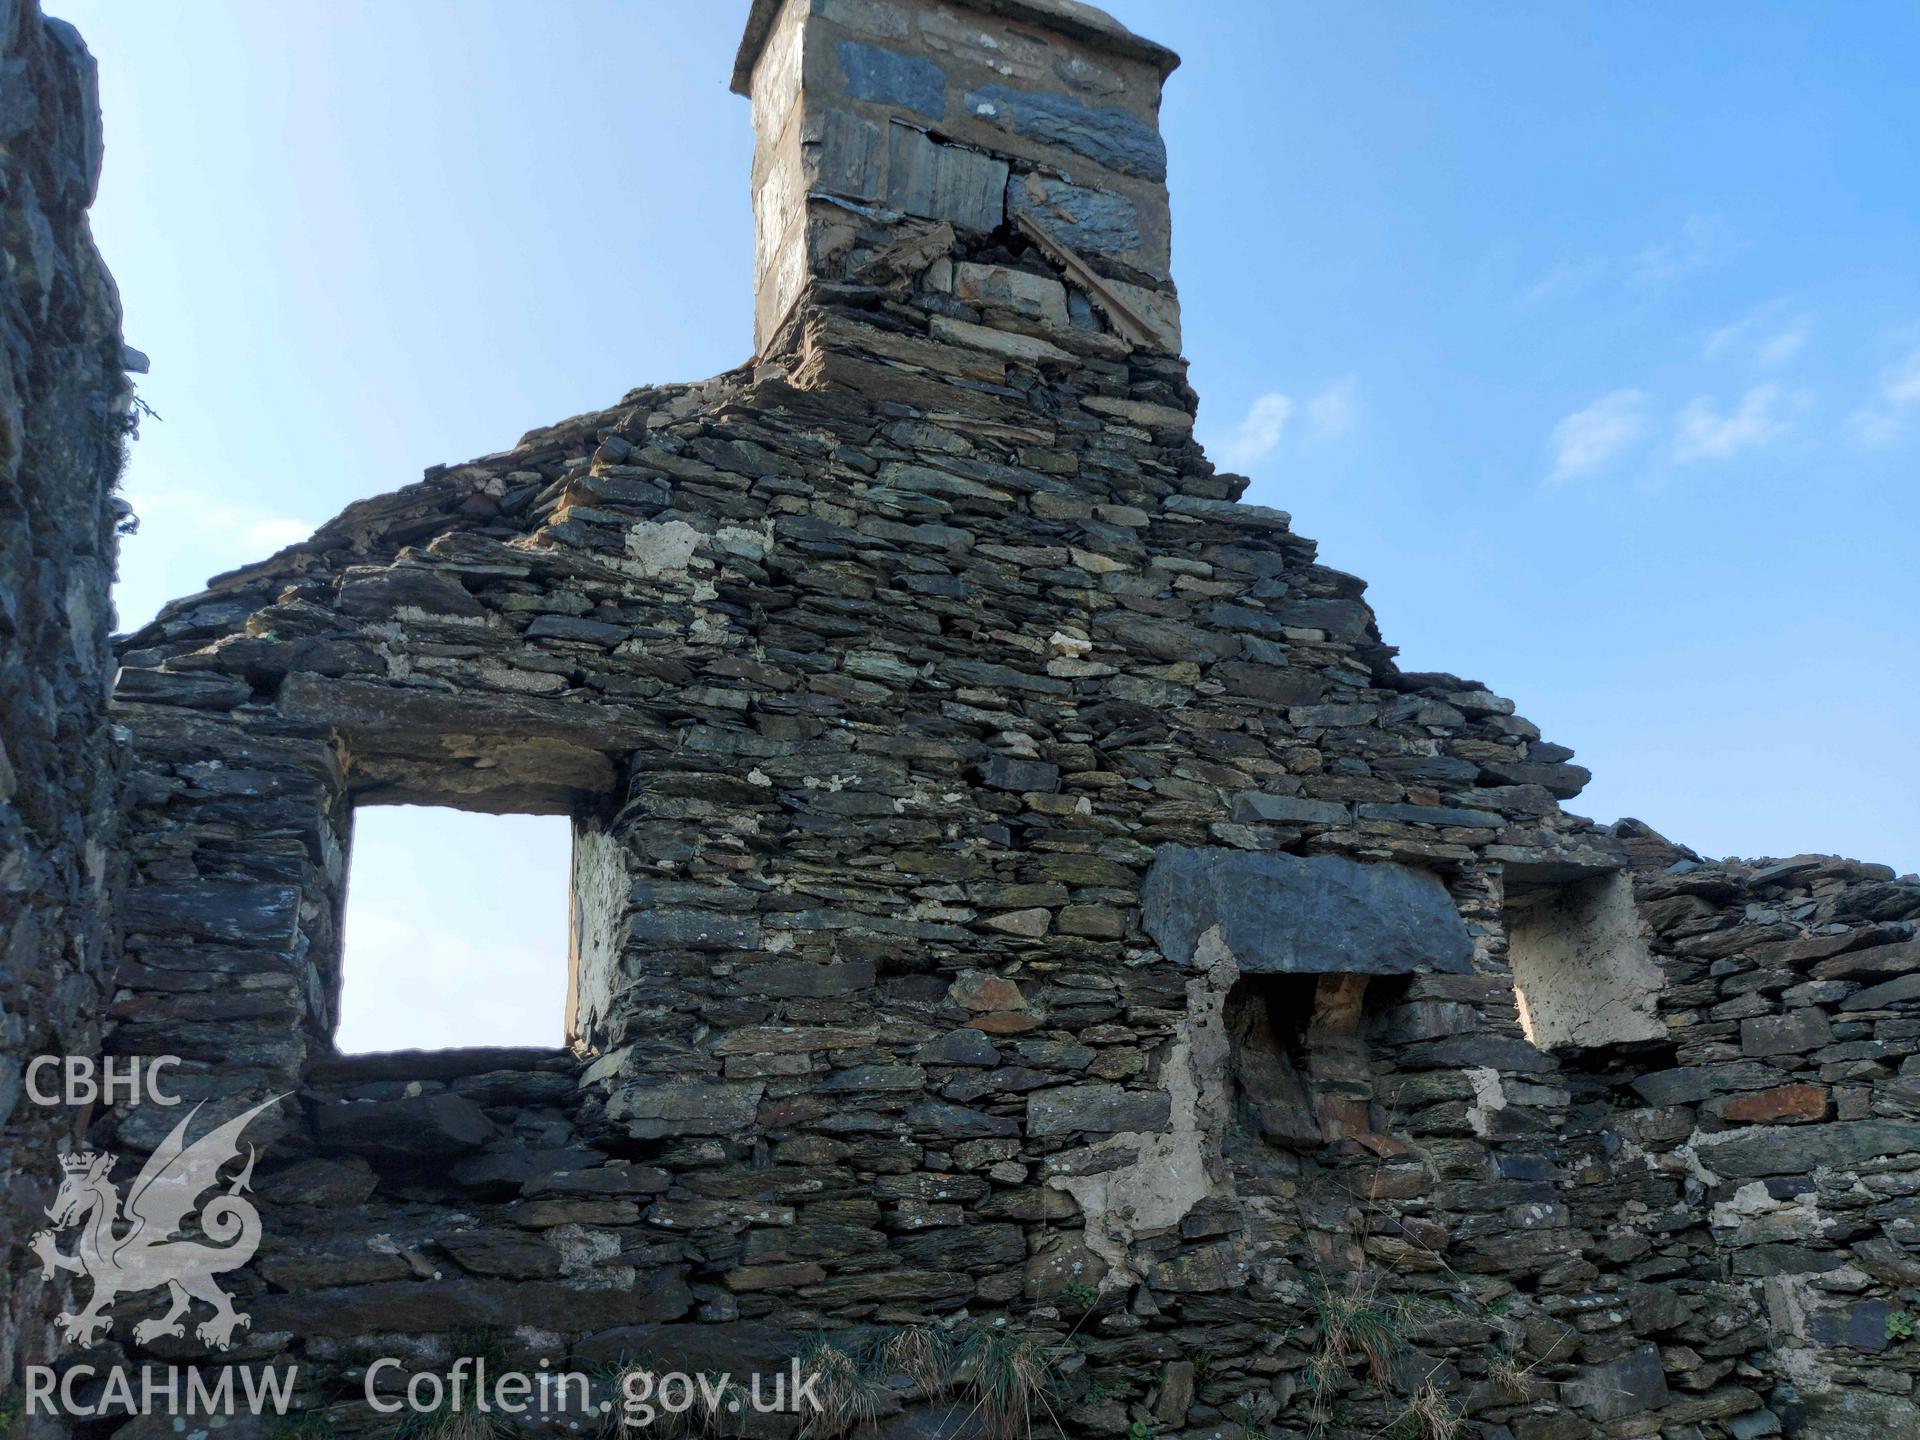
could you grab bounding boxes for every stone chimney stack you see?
[732,0,1181,357]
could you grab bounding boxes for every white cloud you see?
[1704,305,1812,369]
[1547,389,1650,484]
[134,488,314,555]
[1305,379,1359,439]
[1673,383,1794,463]
[1218,392,1294,468]
[1756,321,1812,368]
[1520,259,1605,307]
[1890,354,1920,406]
[1847,346,1920,448]
[1633,213,1733,285]
[1214,383,1359,468]
[1523,215,1733,308]
[1891,353,1920,406]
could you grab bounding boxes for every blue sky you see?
[64,2,1918,1042]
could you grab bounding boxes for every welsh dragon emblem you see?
[31,1096,282,1350]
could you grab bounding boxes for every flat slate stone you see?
[123,881,300,948]
[1740,1008,1833,1056]
[1563,1343,1670,1422]
[1838,973,1920,1010]
[1005,175,1140,260]
[312,1091,496,1162]
[1355,801,1503,829]
[1270,598,1373,640]
[1807,1297,1895,1352]
[1027,1082,1170,1136]
[1630,1060,1785,1106]
[629,909,762,950]
[114,667,252,709]
[1699,1119,1920,1178]
[1477,757,1592,799]
[1141,847,1473,975]
[983,754,1060,792]
[612,1080,763,1139]
[962,84,1166,181]
[307,1046,575,1085]
[814,107,883,201]
[917,1029,1002,1067]
[1811,936,1920,981]
[838,40,945,121]
[1229,792,1349,826]
[251,1273,688,1335]
[1795,1392,1920,1438]
[524,613,627,645]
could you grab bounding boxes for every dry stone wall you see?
[4,2,1919,1438]
[1554,824,1920,1439]
[0,0,133,1391]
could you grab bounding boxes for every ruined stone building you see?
[4,1,1919,1436]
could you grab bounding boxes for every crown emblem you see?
[59,1151,98,1174]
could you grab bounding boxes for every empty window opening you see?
[336,806,571,1053]
[1507,870,1667,1055]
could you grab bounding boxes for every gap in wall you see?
[336,805,571,1054]
[1507,870,1668,1054]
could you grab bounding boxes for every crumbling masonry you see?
[4,2,1919,1437]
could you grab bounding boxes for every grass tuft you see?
[955,1325,1060,1440]
[877,1324,953,1398]
[798,1338,890,1440]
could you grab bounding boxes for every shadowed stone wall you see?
[0,0,134,1390]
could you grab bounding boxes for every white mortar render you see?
[1508,871,1668,1051]
[1047,927,1237,1284]
[625,518,703,577]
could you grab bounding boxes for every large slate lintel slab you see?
[1141,847,1473,976]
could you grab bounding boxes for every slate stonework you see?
[3,3,1918,1438]
[0,0,134,1390]
[1555,826,1920,1438]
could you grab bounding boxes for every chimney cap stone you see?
[730,0,1181,98]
